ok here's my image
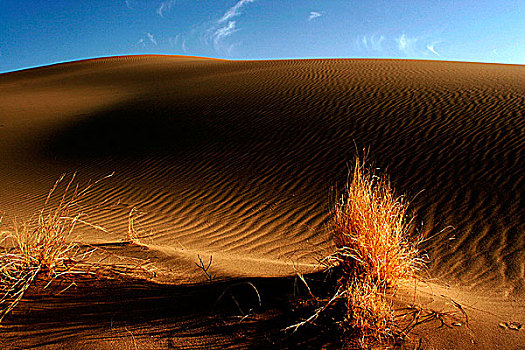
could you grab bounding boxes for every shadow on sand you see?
[0,271,346,349]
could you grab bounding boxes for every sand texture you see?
[0,56,523,348]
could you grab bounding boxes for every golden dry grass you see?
[286,157,425,347]
[344,275,394,345]
[332,157,421,286]
[0,174,108,322]
[126,207,153,245]
[330,157,424,345]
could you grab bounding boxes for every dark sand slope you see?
[0,56,524,348]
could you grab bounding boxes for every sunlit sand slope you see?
[0,56,523,296]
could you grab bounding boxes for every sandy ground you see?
[0,56,523,348]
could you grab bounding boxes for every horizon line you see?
[1,53,523,75]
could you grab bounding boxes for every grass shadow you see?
[0,271,350,349]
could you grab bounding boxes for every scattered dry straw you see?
[0,174,109,322]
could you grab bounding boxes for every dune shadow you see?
[43,98,246,159]
[0,272,344,349]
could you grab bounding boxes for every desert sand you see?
[0,56,523,348]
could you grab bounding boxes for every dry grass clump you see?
[332,158,420,287]
[288,157,425,347]
[331,157,424,345]
[0,174,105,322]
[344,275,394,343]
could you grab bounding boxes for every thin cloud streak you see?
[355,33,444,59]
[308,11,322,21]
[208,0,256,54]
[169,33,189,53]
[146,32,157,46]
[427,44,440,56]
[214,21,237,46]
[396,34,418,54]
[138,33,157,48]
[219,0,255,23]
[358,34,385,51]
[157,0,176,17]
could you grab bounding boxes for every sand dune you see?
[0,56,523,348]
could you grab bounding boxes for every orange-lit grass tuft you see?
[286,157,425,347]
[344,275,395,345]
[332,157,421,287]
[331,157,424,344]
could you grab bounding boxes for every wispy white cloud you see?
[395,34,418,54]
[355,32,444,59]
[358,34,385,52]
[396,34,446,58]
[213,21,237,46]
[225,42,240,55]
[426,44,440,56]
[169,33,188,53]
[146,32,157,45]
[169,34,179,47]
[125,0,134,9]
[308,11,322,21]
[219,0,255,23]
[138,32,157,47]
[157,0,176,17]
[206,0,255,54]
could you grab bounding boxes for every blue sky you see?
[0,0,523,72]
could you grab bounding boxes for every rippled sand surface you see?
[0,56,523,348]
